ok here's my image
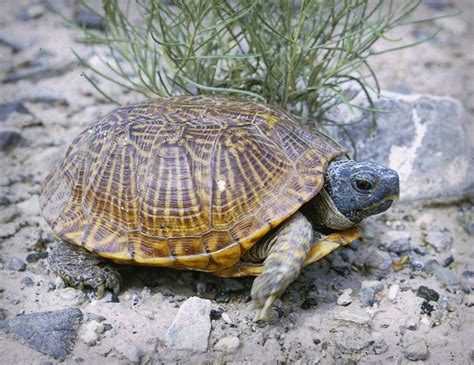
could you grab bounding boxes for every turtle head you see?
[324,159,399,225]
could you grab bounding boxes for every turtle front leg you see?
[48,243,122,300]
[250,212,312,322]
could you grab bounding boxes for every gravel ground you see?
[0,1,473,364]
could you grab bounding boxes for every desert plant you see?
[69,0,438,128]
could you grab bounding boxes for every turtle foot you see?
[48,243,121,300]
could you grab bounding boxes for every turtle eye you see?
[352,179,373,193]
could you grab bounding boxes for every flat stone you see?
[0,30,34,52]
[435,268,461,286]
[214,336,241,353]
[424,231,453,252]
[56,288,87,307]
[6,256,26,271]
[165,296,211,352]
[329,92,473,203]
[404,339,430,361]
[0,308,83,360]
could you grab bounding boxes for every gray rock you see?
[361,280,384,293]
[435,268,460,286]
[0,30,34,52]
[2,61,78,84]
[328,92,473,203]
[404,339,430,361]
[214,336,241,353]
[424,231,452,252]
[0,308,83,360]
[0,128,22,151]
[74,8,105,30]
[6,257,26,271]
[360,287,375,307]
[385,230,412,253]
[165,296,211,352]
[363,249,392,276]
[21,276,34,287]
[0,102,32,122]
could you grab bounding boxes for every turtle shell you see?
[40,96,343,272]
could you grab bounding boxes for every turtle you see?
[40,95,399,321]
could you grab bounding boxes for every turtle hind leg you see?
[48,243,122,300]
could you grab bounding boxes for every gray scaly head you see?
[311,159,400,230]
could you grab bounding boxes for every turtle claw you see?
[95,284,105,299]
[251,294,279,323]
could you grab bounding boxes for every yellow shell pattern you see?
[40,96,343,272]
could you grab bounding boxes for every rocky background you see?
[0,0,473,364]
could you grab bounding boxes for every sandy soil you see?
[0,1,473,364]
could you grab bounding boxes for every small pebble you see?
[388,284,400,302]
[413,246,427,256]
[360,287,375,307]
[421,301,434,316]
[442,255,454,267]
[21,276,34,287]
[25,251,48,263]
[6,257,26,271]
[337,289,353,306]
[348,240,360,250]
[214,336,240,353]
[313,338,321,345]
[210,308,224,320]
[221,312,233,325]
[462,270,474,279]
[424,231,452,252]
[416,286,440,302]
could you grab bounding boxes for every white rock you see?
[80,320,104,346]
[57,288,87,306]
[214,336,241,353]
[337,291,353,306]
[165,296,211,352]
[221,312,233,325]
[388,284,400,302]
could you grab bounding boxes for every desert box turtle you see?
[40,96,399,321]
